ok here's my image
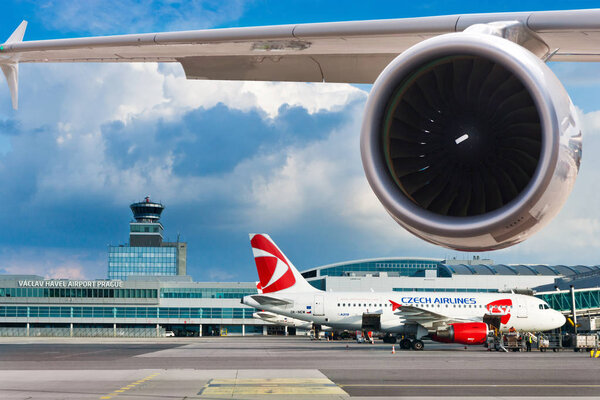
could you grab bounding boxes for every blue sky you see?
[1,1,600,281]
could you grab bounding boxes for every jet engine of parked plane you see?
[430,322,489,345]
[361,31,581,251]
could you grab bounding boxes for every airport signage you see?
[17,280,123,288]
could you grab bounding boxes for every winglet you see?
[6,20,27,44]
[1,20,27,110]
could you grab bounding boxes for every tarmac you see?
[0,336,599,399]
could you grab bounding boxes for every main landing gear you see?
[382,334,397,344]
[399,338,424,350]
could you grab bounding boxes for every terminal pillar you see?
[198,324,202,337]
[70,323,73,337]
[156,324,160,337]
[570,285,578,334]
[263,325,267,336]
[113,323,117,337]
[284,326,288,336]
[242,324,245,337]
[26,322,29,337]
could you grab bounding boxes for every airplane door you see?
[516,298,528,318]
[314,295,324,316]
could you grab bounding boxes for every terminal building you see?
[1,200,600,337]
[1,260,600,337]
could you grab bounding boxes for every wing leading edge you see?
[1,9,600,109]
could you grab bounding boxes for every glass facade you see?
[0,306,255,319]
[305,259,441,279]
[108,246,177,280]
[0,287,157,299]
[160,287,258,299]
[536,289,600,312]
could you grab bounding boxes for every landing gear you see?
[412,339,425,351]
[399,338,412,350]
[382,334,397,344]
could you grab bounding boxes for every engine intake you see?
[361,32,581,250]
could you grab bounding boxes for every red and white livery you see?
[243,234,566,350]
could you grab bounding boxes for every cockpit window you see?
[539,303,550,310]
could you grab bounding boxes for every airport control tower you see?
[129,196,165,247]
[108,197,187,280]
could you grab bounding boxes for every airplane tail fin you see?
[249,234,319,294]
[1,20,27,110]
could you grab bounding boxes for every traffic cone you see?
[392,345,396,354]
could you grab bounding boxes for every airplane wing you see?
[391,301,479,330]
[0,9,599,108]
[2,9,600,79]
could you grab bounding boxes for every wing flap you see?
[179,53,396,83]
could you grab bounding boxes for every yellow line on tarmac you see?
[99,372,161,399]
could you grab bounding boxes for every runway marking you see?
[98,372,161,399]
[198,378,347,396]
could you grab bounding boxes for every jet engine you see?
[361,32,581,250]
[431,322,489,345]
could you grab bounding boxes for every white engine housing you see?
[361,32,581,251]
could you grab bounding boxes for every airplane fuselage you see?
[244,291,565,334]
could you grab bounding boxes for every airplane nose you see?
[556,312,566,328]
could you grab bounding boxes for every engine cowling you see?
[431,322,489,345]
[361,32,581,251]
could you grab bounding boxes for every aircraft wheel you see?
[400,338,412,350]
[412,340,424,351]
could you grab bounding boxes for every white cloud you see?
[0,247,102,279]
[5,56,600,278]
[580,107,600,136]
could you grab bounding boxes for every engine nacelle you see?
[361,32,581,251]
[431,322,489,345]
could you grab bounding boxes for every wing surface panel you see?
[395,305,480,329]
[0,9,598,85]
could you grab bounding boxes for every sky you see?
[0,0,600,282]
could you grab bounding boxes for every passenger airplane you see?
[0,9,597,251]
[242,234,566,350]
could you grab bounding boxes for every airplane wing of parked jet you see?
[390,301,476,330]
